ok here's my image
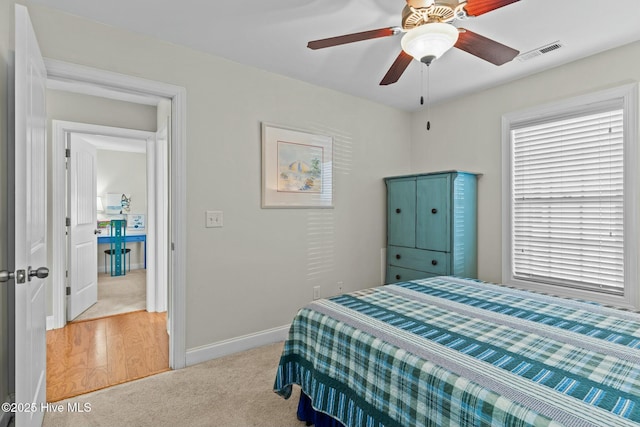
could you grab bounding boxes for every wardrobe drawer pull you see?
[431,259,438,266]
[431,208,438,214]
[395,274,401,280]
[396,208,401,214]
[395,254,401,259]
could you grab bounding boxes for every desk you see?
[98,233,146,269]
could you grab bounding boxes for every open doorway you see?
[51,120,168,326]
[71,132,150,322]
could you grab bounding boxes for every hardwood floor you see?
[46,310,169,402]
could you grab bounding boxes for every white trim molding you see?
[51,120,157,329]
[45,316,54,332]
[185,325,290,367]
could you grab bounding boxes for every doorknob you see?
[28,266,49,281]
[94,229,102,235]
[0,270,14,283]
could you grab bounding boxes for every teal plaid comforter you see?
[274,276,640,427]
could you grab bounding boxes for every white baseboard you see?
[185,324,290,367]
[46,315,55,331]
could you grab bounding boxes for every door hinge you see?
[66,286,71,296]
[65,148,71,158]
[66,217,71,227]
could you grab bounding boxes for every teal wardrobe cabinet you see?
[385,171,479,283]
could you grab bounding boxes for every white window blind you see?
[511,106,624,294]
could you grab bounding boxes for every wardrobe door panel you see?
[387,178,416,248]
[416,175,450,252]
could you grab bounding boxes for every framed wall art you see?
[261,123,333,208]
[105,192,131,214]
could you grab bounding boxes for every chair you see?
[104,219,130,276]
[103,248,131,274]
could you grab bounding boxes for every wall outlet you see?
[205,210,223,228]
[313,286,321,300]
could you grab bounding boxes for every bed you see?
[273,276,640,427]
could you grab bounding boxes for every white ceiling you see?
[28,0,640,112]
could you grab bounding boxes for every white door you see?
[14,5,48,426]
[68,135,98,320]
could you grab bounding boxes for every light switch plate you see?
[205,211,223,228]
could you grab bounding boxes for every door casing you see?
[53,123,160,325]
[45,59,187,369]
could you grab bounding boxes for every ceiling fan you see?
[307,0,521,85]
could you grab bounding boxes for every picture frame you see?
[104,192,132,214]
[261,123,333,208]
[127,214,145,230]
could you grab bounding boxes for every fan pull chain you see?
[420,66,424,106]
[426,63,431,131]
[419,64,431,130]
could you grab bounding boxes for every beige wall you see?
[24,2,412,349]
[96,150,147,216]
[410,41,640,289]
[46,90,157,133]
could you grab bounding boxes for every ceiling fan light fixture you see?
[401,23,459,65]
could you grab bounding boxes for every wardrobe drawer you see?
[388,246,449,275]
[386,266,437,283]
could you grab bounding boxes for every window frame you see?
[502,84,639,309]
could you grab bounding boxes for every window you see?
[502,84,638,309]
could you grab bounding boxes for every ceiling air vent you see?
[517,41,563,62]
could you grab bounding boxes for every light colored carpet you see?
[42,342,304,427]
[73,270,146,322]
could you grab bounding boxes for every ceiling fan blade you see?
[380,51,413,86]
[307,27,398,50]
[463,0,520,16]
[454,29,519,65]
